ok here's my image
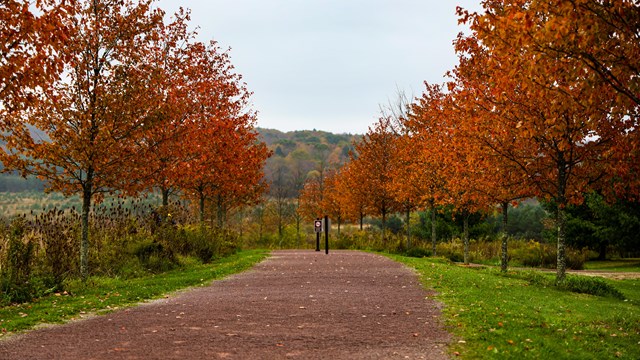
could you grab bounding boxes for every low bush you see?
[499,270,625,299]
[0,203,243,305]
[404,247,432,258]
[560,275,625,299]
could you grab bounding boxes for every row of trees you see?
[0,0,269,279]
[299,0,639,282]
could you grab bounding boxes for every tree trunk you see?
[556,162,568,283]
[360,211,364,230]
[381,205,387,241]
[501,201,509,272]
[278,212,283,240]
[80,183,92,281]
[406,207,411,249]
[431,206,437,255]
[556,204,567,283]
[199,189,205,228]
[216,194,225,229]
[296,198,301,247]
[296,216,301,247]
[598,241,607,261]
[161,187,170,207]
[463,211,470,265]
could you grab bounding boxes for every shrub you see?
[566,248,589,270]
[405,247,432,258]
[34,209,79,288]
[559,275,625,299]
[132,239,177,273]
[436,239,466,263]
[498,270,625,299]
[1,217,39,303]
[509,240,556,268]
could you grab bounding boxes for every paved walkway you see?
[0,250,450,359]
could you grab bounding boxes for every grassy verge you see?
[0,250,268,337]
[584,259,640,272]
[389,255,640,359]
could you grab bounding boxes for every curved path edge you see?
[0,250,451,359]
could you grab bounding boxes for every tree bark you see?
[501,201,509,272]
[598,241,608,261]
[80,182,92,281]
[556,204,567,283]
[406,207,411,249]
[199,188,205,228]
[296,198,301,247]
[463,211,470,265]
[431,206,437,255]
[161,187,170,207]
[556,162,568,283]
[381,204,387,241]
[216,194,225,229]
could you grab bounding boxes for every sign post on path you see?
[314,218,322,251]
[324,215,329,254]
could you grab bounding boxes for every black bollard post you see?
[316,231,320,251]
[324,215,329,254]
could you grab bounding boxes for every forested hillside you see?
[259,128,360,199]
[0,165,45,192]
[0,128,360,195]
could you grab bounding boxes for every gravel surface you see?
[0,250,451,359]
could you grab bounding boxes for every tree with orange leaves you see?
[445,36,534,271]
[298,178,323,223]
[0,0,72,119]
[409,84,495,264]
[333,162,367,229]
[320,169,349,237]
[1,0,165,279]
[455,0,638,280]
[174,40,269,227]
[210,131,270,228]
[335,160,369,230]
[398,85,452,255]
[134,8,198,206]
[350,117,401,240]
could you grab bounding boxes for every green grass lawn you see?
[584,259,640,272]
[390,255,640,359]
[0,250,268,337]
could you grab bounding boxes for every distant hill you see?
[258,128,361,198]
[0,128,362,195]
[258,128,359,164]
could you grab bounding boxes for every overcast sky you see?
[155,0,482,134]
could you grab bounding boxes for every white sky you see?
[155,0,482,134]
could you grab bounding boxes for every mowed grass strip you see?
[390,255,640,360]
[0,250,268,337]
[584,259,640,272]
